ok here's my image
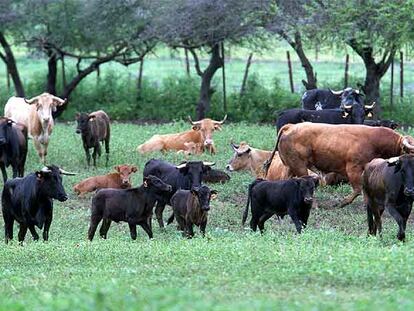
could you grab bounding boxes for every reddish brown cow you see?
[73,165,138,196]
[276,122,414,207]
[137,116,226,154]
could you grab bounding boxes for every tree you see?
[148,0,265,119]
[0,0,25,96]
[18,0,155,117]
[315,0,414,113]
[265,0,318,90]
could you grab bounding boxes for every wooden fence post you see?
[221,42,227,114]
[240,53,253,98]
[400,51,404,98]
[344,54,349,88]
[287,51,294,93]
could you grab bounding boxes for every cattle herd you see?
[1,87,413,244]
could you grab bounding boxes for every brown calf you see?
[73,165,138,196]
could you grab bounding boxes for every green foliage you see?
[1,122,414,309]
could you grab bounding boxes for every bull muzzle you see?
[404,188,414,197]
[204,139,213,146]
[76,129,81,134]
[57,194,68,202]
[202,205,210,211]
[226,164,233,171]
[304,197,313,204]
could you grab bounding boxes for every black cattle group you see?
[0,86,410,244]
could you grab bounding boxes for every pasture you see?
[1,121,414,310]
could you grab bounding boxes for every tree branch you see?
[277,30,296,49]
[188,48,203,76]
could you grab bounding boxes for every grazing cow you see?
[275,122,414,208]
[73,164,138,196]
[301,87,363,110]
[88,175,172,240]
[168,186,217,238]
[137,115,227,154]
[364,119,399,130]
[202,168,230,184]
[276,102,375,132]
[143,159,215,228]
[0,118,28,182]
[75,110,110,167]
[4,93,66,163]
[243,176,319,233]
[2,165,75,243]
[362,155,414,241]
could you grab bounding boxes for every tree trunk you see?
[196,44,223,120]
[0,32,25,97]
[46,49,58,95]
[240,53,253,97]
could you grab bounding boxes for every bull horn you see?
[402,137,414,151]
[188,116,201,125]
[343,104,353,109]
[24,96,40,104]
[59,168,77,175]
[230,142,239,150]
[176,162,188,169]
[364,102,376,109]
[387,157,400,164]
[214,114,227,125]
[52,95,67,105]
[41,166,51,173]
[202,161,215,166]
[330,89,344,95]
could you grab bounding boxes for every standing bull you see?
[302,87,363,110]
[75,110,110,167]
[143,159,215,228]
[0,118,28,182]
[363,155,414,241]
[275,122,414,208]
[4,93,66,163]
[2,165,75,243]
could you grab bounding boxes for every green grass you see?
[1,122,414,310]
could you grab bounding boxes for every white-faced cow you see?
[4,93,66,163]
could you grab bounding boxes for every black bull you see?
[143,159,214,228]
[363,155,414,241]
[302,87,363,110]
[276,103,374,132]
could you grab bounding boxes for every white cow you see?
[4,92,66,163]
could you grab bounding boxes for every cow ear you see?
[131,166,138,173]
[114,165,120,172]
[312,176,320,188]
[192,124,201,131]
[210,190,218,200]
[36,171,44,180]
[88,115,96,121]
[214,124,222,131]
[143,178,148,188]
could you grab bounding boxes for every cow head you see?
[387,155,414,197]
[400,136,414,154]
[183,141,203,156]
[331,87,364,107]
[0,118,14,146]
[191,185,217,211]
[35,165,76,202]
[176,161,215,189]
[342,102,375,124]
[143,175,172,193]
[226,142,252,172]
[188,115,227,149]
[297,175,319,205]
[25,93,66,125]
[114,164,138,188]
[75,112,96,134]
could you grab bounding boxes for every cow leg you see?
[200,221,207,237]
[139,221,153,239]
[175,216,186,232]
[29,226,39,241]
[339,167,362,208]
[99,219,112,239]
[288,206,303,234]
[3,215,14,244]
[258,212,274,234]
[0,163,7,182]
[88,214,102,241]
[33,139,44,163]
[92,146,98,167]
[42,140,49,163]
[185,223,195,238]
[42,208,53,241]
[388,204,408,241]
[18,224,28,243]
[128,223,137,240]
[155,202,166,228]
[104,138,109,167]
[12,164,19,179]
[366,200,376,236]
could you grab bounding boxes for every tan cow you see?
[4,93,66,163]
[73,164,138,196]
[137,115,226,154]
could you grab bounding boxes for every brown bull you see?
[137,115,226,154]
[276,122,414,207]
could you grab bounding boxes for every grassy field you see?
[1,122,414,310]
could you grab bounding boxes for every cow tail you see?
[263,129,283,178]
[167,213,174,225]
[243,179,260,225]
